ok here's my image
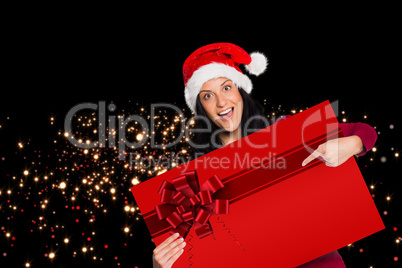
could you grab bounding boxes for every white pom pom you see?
[245,52,268,76]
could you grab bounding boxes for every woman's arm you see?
[302,122,377,167]
[339,122,378,156]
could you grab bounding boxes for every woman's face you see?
[199,77,243,132]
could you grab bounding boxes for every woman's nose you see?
[216,94,227,108]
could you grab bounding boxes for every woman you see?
[152,43,377,268]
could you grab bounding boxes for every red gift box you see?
[131,100,384,267]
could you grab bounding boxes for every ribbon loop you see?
[155,203,177,221]
[155,170,229,239]
[190,195,201,206]
[201,174,224,194]
[173,175,196,198]
[195,207,211,226]
[198,190,212,205]
[173,191,187,204]
[166,211,183,229]
[176,205,185,214]
[160,188,176,203]
[158,180,175,195]
[182,211,194,222]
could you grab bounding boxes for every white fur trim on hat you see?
[245,52,268,76]
[184,63,252,113]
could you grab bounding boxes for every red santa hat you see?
[183,43,268,113]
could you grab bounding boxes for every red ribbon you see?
[155,171,229,239]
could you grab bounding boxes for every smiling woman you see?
[199,78,243,132]
[151,42,378,268]
[193,81,267,155]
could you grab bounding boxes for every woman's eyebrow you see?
[199,80,232,93]
[220,79,231,86]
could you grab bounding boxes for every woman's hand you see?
[152,233,186,268]
[302,136,364,167]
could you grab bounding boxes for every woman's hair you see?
[191,88,268,158]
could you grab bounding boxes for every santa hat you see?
[183,43,268,113]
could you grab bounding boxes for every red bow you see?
[155,171,229,239]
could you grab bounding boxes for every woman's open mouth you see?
[218,107,234,121]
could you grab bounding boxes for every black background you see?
[0,11,401,268]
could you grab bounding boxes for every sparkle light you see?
[49,252,55,259]
[59,182,66,189]
[131,178,140,185]
[136,133,143,141]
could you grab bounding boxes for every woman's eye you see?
[223,85,231,91]
[204,93,212,100]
